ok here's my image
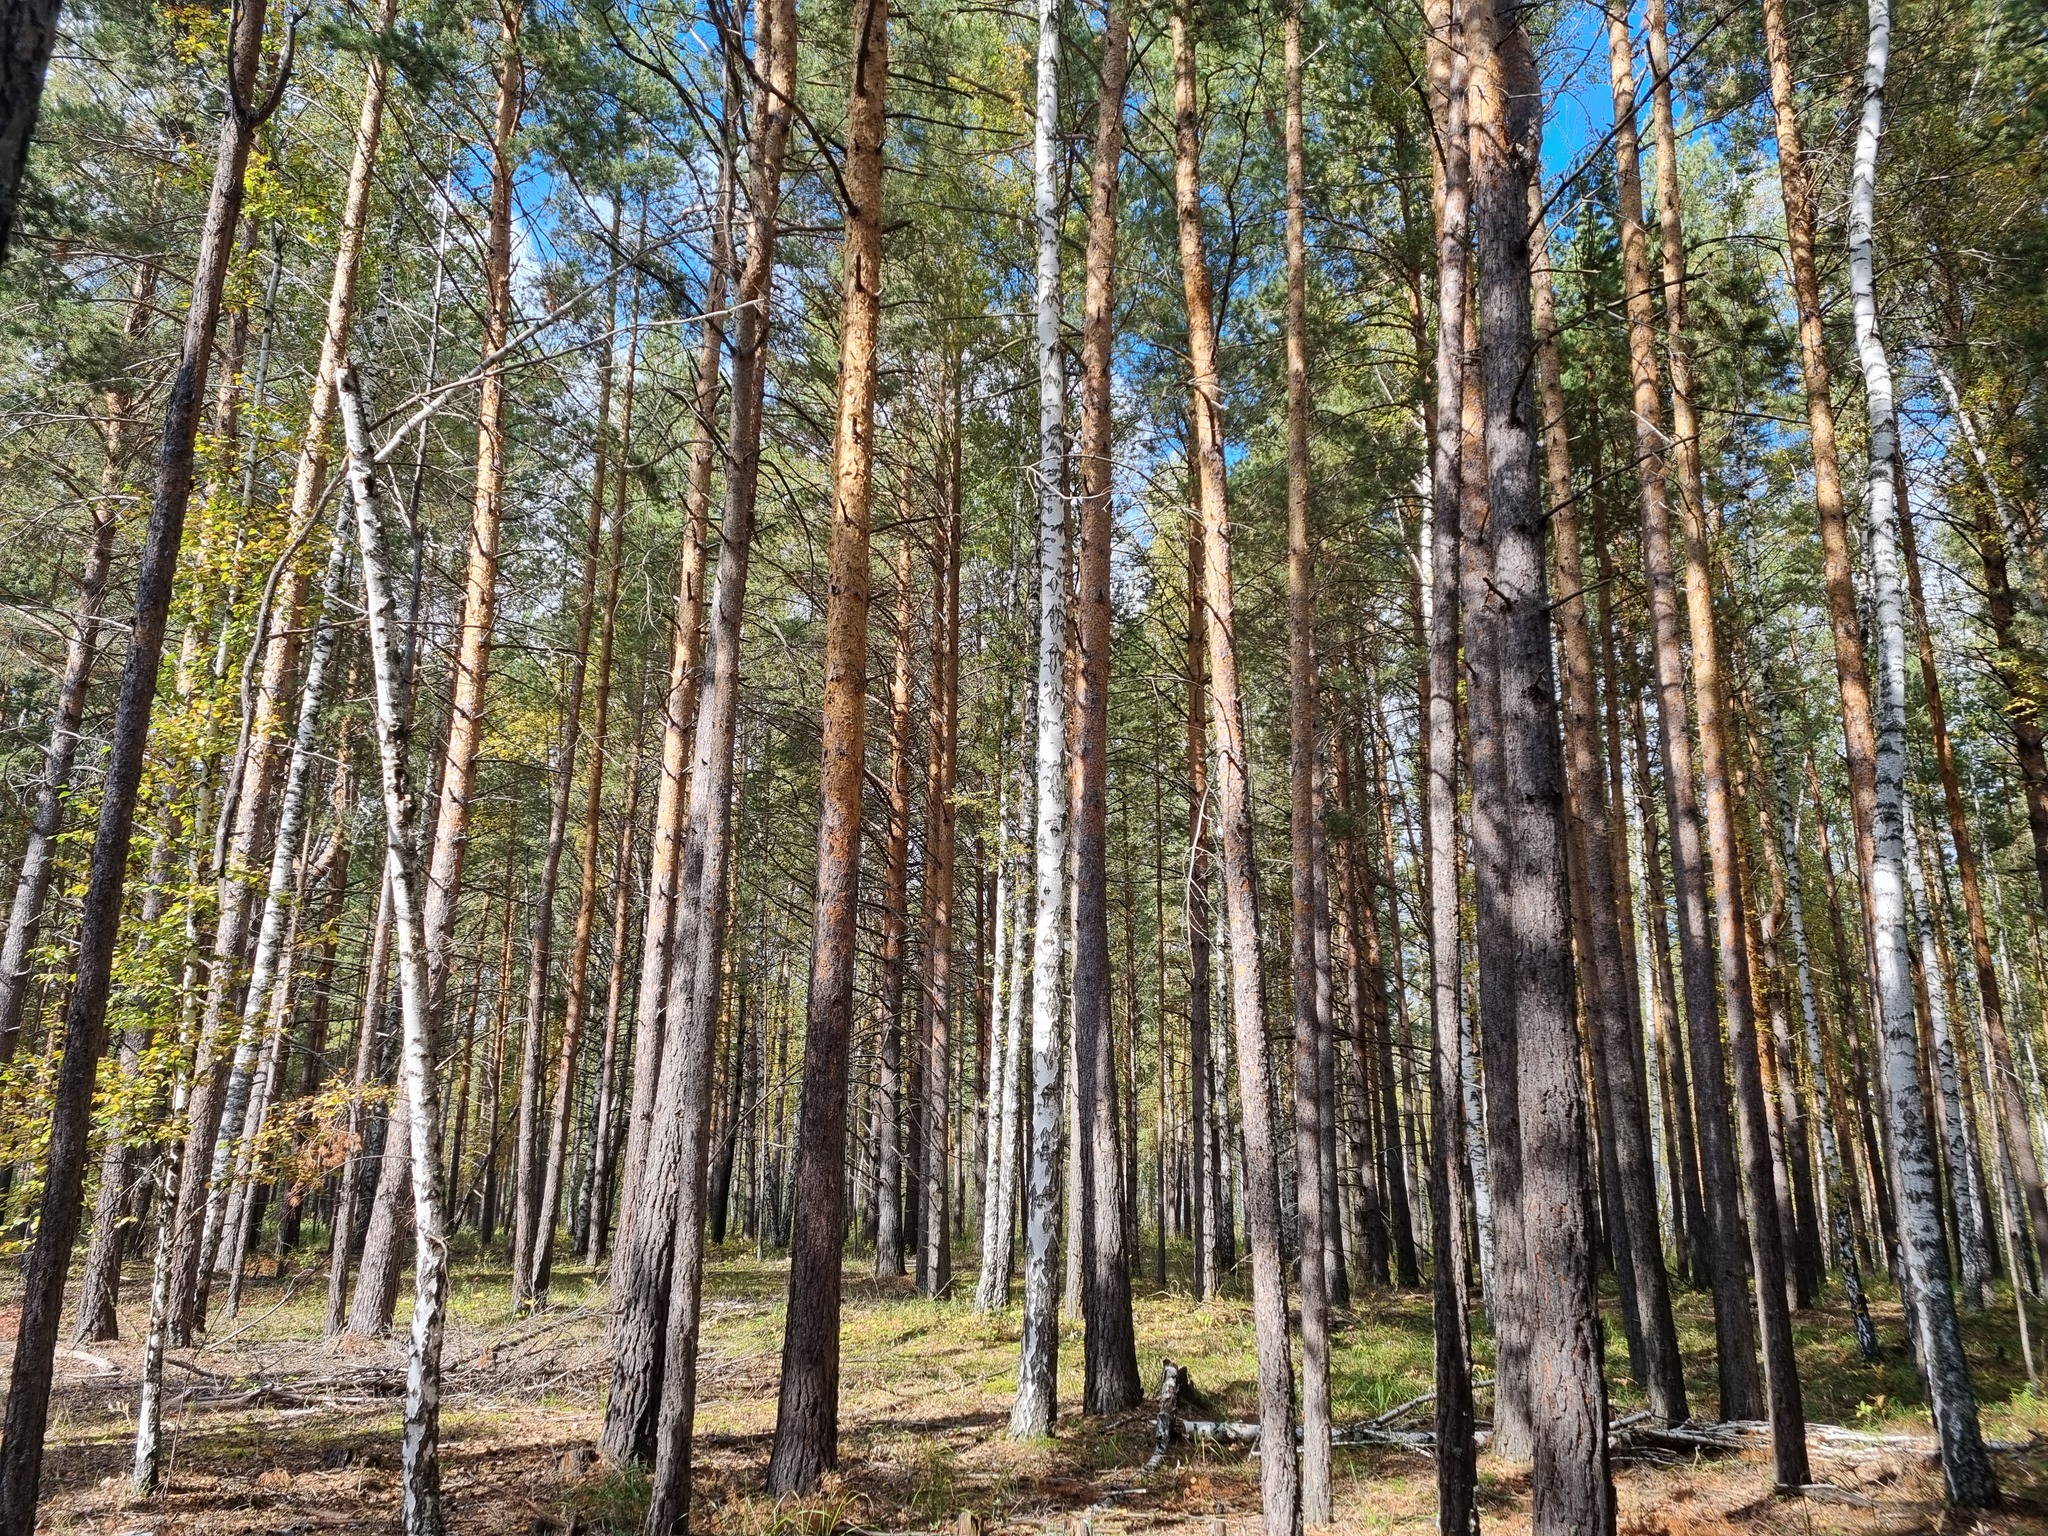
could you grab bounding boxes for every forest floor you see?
[12,1240,2048,1535]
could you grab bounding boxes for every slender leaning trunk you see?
[341,366,453,1536]
[0,4,280,1523]
[1010,0,1071,1439]
[1171,10,1298,1530]
[1845,3,1998,1499]
[763,0,888,1489]
[876,533,916,1277]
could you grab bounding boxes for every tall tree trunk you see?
[1846,7,1998,1496]
[1528,186,1685,1424]
[600,0,791,1473]
[330,871,391,1332]
[533,286,639,1299]
[620,141,734,1240]
[167,0,401,1334]
[1465,3,1612,1527]
[1281,0,1331,1509]
[1641,0,1806,1475]
[977,773,1032,1309]
[0,0,281,1519]
[1186,515,1216,1301]
[1420,0,1478,1520]
[1010,0,1071,1438]
[1599,0,1763,1422]
[1171,10,1298,1530]
[1072,1,1141,1415]
[194,506,352,1323]
[762,0,887,1490]
[341,365,453,1536]
[586,702,645,1263]
[350,3,523,1338]
[513,289,616,1305]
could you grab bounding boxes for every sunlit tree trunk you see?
[351,3,524,1337]
[1281,0,1331,1510]
[1170,9,1298,1529]
[1419,0,1478,1522]
[1641,0,1806,1474]
[761,0,887,1492]
[341,365,453,1536]
[1071,0,1141,1414]
[1010,0,1071,1439]
[1600,0,1763,1422]
[600,0,792,1473]
[1846,3,1998,1495]
[0,0,281,1518]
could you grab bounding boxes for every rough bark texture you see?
[1072,2,1141,1417]
[1009,0,1070,1437]
[1846,2,1998,1497]
[1529,184,1685,1425]
[599,0,789,1475]
[1172,10,1299,1530]
[0,1,275,1519]
[1282,0,1331,1511]
[1466,4,1613,1528]
[1600,0,1763,1421]
[761,0,886,1492]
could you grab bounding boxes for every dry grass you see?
[12,1240,2048,1534]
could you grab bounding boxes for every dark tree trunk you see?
[1071,1,1141,1415]
[760,0,886,1495]
[0,0,279,1518]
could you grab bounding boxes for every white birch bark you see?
[131,1076,189,1493]
[1010,0,1069,1433]
[1848,5,1997,1495]
[340,365,450,1536]
[1905,799,1992,1308]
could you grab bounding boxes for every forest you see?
[0,0,2044,1528]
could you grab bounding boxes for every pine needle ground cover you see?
[11,1250,2048,1534]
